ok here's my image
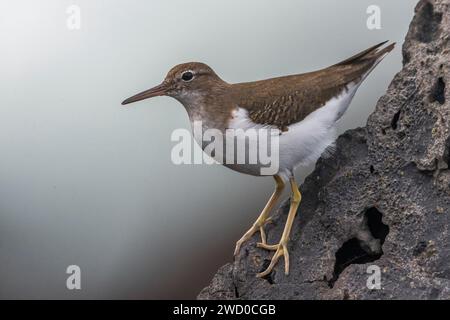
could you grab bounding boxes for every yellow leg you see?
[257,177,301,277]
[234,175,285,256]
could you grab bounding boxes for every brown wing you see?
[234,42,395,129]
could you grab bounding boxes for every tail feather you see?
[328,41,395,122]
[334,41,395,66]
[360,42,396,81]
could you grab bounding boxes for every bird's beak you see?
[121,83,167,105]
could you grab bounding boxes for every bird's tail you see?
[329,41,395,123]
[334,41,396,67]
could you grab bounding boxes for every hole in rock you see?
[414,2,442,43]
[430,77,445,105]
[413,241,427,256]
[391,110,401,130]
[260,259,274,284]
[234,285,240,298]
[328,207,389,288]
[444,135,450,169]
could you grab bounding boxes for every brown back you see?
[233,42,395,129]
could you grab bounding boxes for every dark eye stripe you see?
[181,71,194,81]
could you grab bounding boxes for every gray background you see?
[0,0,416,299]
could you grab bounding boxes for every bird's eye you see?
[181,71,194,82]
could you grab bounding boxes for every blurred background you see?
[0,0,416,299]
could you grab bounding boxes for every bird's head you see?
[122,62,226,106]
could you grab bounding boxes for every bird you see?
[122,41,395,277]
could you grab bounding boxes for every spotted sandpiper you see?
[122,41,395,277]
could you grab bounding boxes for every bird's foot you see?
[233,217,273,256]
[255,177,299,278]
[256,240,289,277]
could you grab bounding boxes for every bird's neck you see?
[177,85,234,132]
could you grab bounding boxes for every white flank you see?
[228,83,360,178]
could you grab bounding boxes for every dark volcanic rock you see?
[199,0,450,300]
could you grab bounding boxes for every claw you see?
[256,243,289,277]
[234,218,272,256]
[265,216,274,225]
